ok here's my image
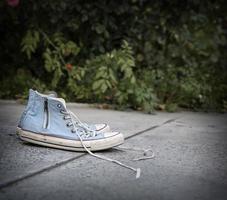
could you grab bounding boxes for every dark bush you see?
[0,0,227,112]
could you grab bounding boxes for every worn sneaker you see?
[16,89,124,151]
[23,89,111,133]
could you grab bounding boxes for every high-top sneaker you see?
[16,89,124,151]
[19,89,111,133]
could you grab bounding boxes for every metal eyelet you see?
[71,130,76,133]
[63,116,67,120]
[57,104,62,108]
[66,123,70,127]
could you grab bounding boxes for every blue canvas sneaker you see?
[23,90,111,133]
[16,89,124,151]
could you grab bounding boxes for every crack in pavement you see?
[125,117,180,140]
[0,116,180,190]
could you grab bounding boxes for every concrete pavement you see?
[0,101,226,200]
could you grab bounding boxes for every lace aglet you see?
[136,168,141,179]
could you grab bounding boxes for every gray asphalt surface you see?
[0,101,227,200]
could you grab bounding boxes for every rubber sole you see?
[16,127,124,152]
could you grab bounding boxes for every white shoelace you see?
[63,109,155,179]
[69,111,94,132]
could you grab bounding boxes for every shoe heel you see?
[16,127,22,136]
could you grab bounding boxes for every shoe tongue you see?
[56,98,66,108]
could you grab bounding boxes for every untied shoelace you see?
[61,108,155,179]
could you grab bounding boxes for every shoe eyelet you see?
[71,130,76,133]
[57,104,61,108]
[66,123,70,127]
[63,116,66,120]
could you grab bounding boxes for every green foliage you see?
[21,30,40,59]
[0,0,226,112]
[0,68,46,99]
[21,29,80,89]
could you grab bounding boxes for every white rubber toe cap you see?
[95,123,110,133]
[104,131,123,138]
